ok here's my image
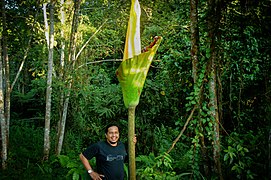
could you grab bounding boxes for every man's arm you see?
[79,153,104,180]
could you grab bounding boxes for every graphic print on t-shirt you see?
[106,154,124,161]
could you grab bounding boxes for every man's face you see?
[106,126,119,146]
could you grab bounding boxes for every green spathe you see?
[116,37,162,108]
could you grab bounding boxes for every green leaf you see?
[224,153,229,161]
[231,165,237,171]
[67,161,78,168]
[191,100,196,104]
[72,172,80,180]
[58,155,69,167]
[244,148,249,153]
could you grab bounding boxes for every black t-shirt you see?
[82,141,127,180]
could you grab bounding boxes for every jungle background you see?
[0,0,270,179]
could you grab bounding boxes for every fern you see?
[57,154,85,179]
[58,155,69,167]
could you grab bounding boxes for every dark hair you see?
[105,123,120,134]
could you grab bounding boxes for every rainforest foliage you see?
[0,0,270,179]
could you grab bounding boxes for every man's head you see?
[105,123,120,146]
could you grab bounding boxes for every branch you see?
[11,0,40,92]
[166,105,197,154]
[43,3,49,47]
[77,59,161,69]
[75,20,108,60]
[77,59,122,69]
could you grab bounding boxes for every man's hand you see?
[89,171,104,180]
[133,134,137,144]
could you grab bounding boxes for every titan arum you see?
[116,0,162,179]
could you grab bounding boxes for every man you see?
[80,123,136,180]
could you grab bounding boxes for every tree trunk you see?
[68,0,81,63]
[208,60,222,179]
[43,3,50,48]
[56,0,66,156]
[190,0,199,84]
[190,0,210,176]
[43,0,55,160]
[1,0,9,169]
[128,106,136,180]
[59,0,65,70]
[56,93,70,155]
[207,0,223,179]
[269,129,271,179]
[2,0,10,149]
[56,0,82,155]
[0,37,7,170]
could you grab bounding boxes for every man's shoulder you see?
[87,141,105,149]
[117,141,125,146]
[96,141,109,147]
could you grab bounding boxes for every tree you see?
[56,0,82,155]
[0,39,7,170]
[1,0,9,169]
[55,0,67,156]
[206,0,223,178]
[190,0,211,177]
[1,0,40,168]
[190,0,199,84]
[43,0,55,160]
